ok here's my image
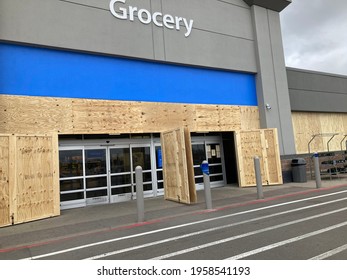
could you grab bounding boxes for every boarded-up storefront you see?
[0,134,60,228]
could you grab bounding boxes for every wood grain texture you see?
[234,129,282,187]
[292,112,347,153]
[0,95,260,134]
[0,134,60,228]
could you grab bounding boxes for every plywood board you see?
[0,133,60,228]
[292,112,347,153]
[240,106,260,130]
[51,133,61,216]
[234,130,265,187]
[0,136,11,227]
[195,105,221,132]
[319,113,345,151]
[15,136,53,223]
[0,95,73,134]
[161,128,196,204]
[264,129,283,184]
[184,127,197,204]
[0,95,260,135]
[218,106,242,131]
[234,129,282,187]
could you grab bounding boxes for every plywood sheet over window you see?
[234,129,282,187]
[0,134,60,228]
[292,112,347,153]
[160,127,196,204]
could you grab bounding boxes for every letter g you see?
[110,0,127,20]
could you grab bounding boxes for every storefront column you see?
[251,5,296,155]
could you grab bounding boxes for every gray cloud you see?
[280,0,347,75]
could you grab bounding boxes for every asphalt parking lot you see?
[1,177,347,260]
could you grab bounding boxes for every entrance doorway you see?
[191,135,226,190]
[222,132,239,184]
[59,143,154,209]
[59,133,227,209]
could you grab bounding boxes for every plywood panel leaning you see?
[0,134,60,228]
[15,136,54,223]
[235,129,282,187]
[264,129,283,184]
[234,130,264,187]
[184,127,197,204]
[0,136,10,227]
[14,134,60,224]
[161,128,195,204]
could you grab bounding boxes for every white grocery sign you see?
[109,0,194,37]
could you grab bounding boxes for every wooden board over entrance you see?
[160,127,196,204]
[234,129,282,187]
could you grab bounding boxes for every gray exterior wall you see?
[0,0,257,72]
[287,68,347,113]
[0,0,297,155]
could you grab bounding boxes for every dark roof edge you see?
[286,67,347,79]
[243,0,292,12]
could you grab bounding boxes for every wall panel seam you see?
[289,88,347,96]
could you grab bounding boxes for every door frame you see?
[59,139,158,208]
[84,146,109,206]
[191,135,226,190]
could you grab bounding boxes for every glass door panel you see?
[192,143,206,190]
[155,145,164,195]
[131,146,153,197]
[85,149,107,175]
[206,143,224,186]
[110,148,131,173]
[192,141,225,190]
[109,147,132,203]
[132,147,151,169]
[59,149,85,209]
[84,148,108,205]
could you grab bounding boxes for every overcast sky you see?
[280,0,347,75]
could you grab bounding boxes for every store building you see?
[0,0,346,225]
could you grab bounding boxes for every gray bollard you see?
[201,160,213,210]
[254,156,264,199]
[135,166,145,223]
[313,152,322,189]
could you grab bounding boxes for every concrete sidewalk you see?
[1,177,347,251]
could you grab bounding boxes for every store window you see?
[59,149,85,203]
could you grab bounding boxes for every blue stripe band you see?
[0,43,257,106]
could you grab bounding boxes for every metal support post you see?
[201,160,212,210]
[313,153,322,189]
[254,156,264,199]
[135,166,145,223]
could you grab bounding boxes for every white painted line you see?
[87,199,347,260]
[310,244,347,260]
[23,189,347,260]
[227,221,347,260]
[150,207,347,260]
